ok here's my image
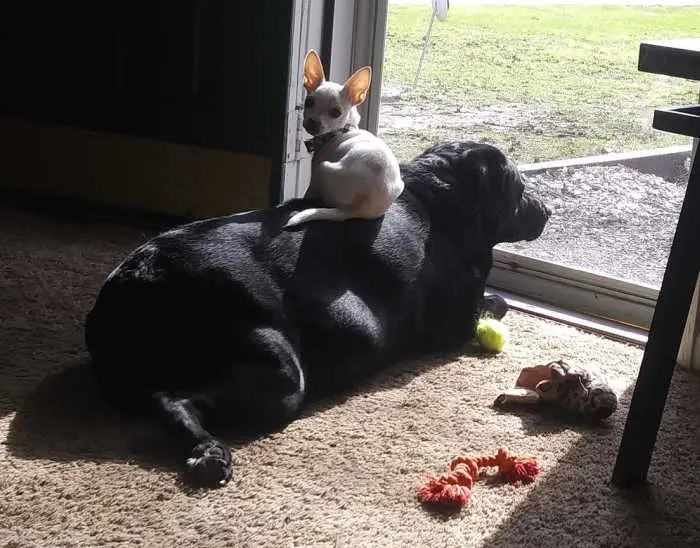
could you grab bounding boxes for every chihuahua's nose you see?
[304,118,319,135]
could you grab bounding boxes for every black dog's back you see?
[86,203,425,412]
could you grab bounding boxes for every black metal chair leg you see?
[612,154,700,487]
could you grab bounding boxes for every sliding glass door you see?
[364,0,699,330]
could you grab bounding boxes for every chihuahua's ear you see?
[343,66,372,106]
[303,50,325,93]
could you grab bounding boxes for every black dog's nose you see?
[304,119,319,135]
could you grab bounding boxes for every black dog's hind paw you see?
[185,439,233,487]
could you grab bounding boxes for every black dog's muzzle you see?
[516,194,551,241]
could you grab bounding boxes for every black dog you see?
[85,141,550,487]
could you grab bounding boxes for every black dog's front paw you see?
[482,294,508,320]
[185,439,233,487]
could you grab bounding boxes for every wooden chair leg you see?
[612,154,700,487]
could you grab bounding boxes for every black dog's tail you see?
[85,275,188,418]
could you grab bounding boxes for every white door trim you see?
[281,0,390,201]
[281,0,324,202]
[489,249,658,330]
[349,0,390,134]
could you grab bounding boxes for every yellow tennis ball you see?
[476,318,508,353]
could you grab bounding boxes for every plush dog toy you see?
[494,359,618,419]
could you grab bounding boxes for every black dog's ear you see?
[455,146,511,195]
[454,146,522,241]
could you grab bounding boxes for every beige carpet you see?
[2,202,700,548]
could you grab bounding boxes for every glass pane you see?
[378,1,698,288]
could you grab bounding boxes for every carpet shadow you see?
[6,361,181,476]
[0,202,155,421]
[491,402,620,437]
[5,341,493,485]
[298,341,497,418]
[480,368,700,547]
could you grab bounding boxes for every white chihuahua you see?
[284,50,404,228]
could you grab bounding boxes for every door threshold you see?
[487,287,648,347]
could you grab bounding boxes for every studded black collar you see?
[304,124,356,153]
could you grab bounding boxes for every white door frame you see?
[340,0,390,135]
[281,0,324,202]
[281,0,390,202]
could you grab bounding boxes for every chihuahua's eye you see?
[304,97,314,108]
[330,108,342,118]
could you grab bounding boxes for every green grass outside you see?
[380,4,700,163]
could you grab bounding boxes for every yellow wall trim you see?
[0,117,271,219]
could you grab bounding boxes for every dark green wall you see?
[0,0,292,172]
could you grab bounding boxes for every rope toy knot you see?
[417,448,540,508]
